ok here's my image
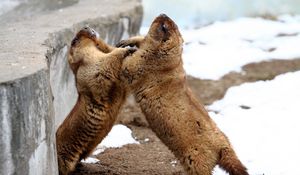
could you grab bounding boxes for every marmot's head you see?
[70,26,99,49]
[146,14,183,55]
[121,14,185,87]
[68,27,112,95]
[68,26,110,75]
[137,14,184,73]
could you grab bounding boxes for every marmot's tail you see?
[218,148,249,175]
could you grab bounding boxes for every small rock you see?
[240,105,251,110]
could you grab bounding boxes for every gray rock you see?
[0,0,143,174]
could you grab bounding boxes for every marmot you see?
[56,27,133,175]
[117,14,248,175]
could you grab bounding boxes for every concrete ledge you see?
[0,0,143,174]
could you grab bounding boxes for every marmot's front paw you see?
[128,47,137,54]
[125,47,137,57]
[116,40,135,48]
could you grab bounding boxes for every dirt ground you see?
[73,125,185,175]
[72,58,300,175]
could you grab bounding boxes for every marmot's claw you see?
[116,40,126,47]
[116,40,134,48]
[124,47,137,57]
[127,47,137,54]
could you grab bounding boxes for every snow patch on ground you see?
[182,15,300,80]
[99,124,139,148]
[81,157,100,164]
[208,71,300,175]
[92,124,139,156]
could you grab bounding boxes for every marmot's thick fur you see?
[117,14,248,175]
[56,27,132,175]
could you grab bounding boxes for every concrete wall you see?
[0,0,143,174]
[0,70,55,175]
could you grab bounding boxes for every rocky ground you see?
[72,58,300,175]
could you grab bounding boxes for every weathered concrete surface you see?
[0,70,56,175]
[0,0,143,174]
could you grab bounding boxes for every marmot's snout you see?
[71,26,99,47]
[153,14,171,25]
[82,26,98,39]
[156,13,173,24]
[154,15,173,42]
[158,13,169,19]
[151,14,178,41]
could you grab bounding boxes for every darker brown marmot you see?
[56,27,133,175]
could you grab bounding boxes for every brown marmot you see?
[56,26,133,175]
[117,14,249,175]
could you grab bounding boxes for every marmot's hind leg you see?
[181,148,217,175]
[57,155,77,175]
[218,147,248,175]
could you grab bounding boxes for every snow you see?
[92,147,105,156]
[141,15,300,80]
[81,157,100,164]
[98,124,139,148]
[82,124,138,163]
[182,15,300,80]
[91,124,139,156]
[208,71,300,175]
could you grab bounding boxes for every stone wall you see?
[0,70,55,175]
[0,0,143,174]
